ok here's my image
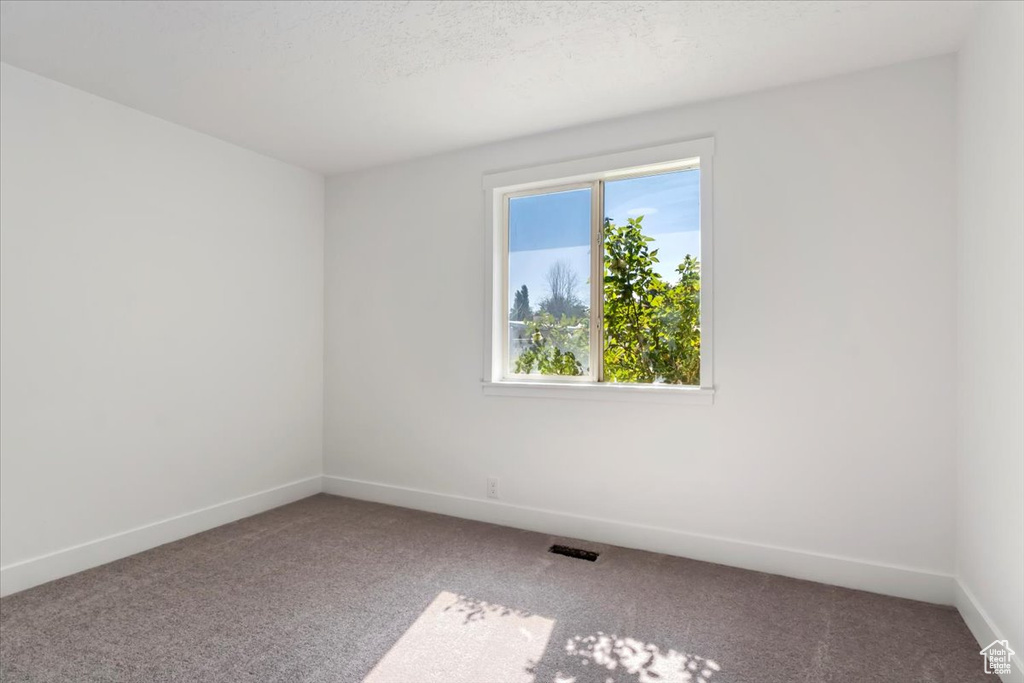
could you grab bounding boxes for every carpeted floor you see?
[0,494,988,682]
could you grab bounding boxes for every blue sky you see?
[509,187,591,252]
[508,169,699,312]
[604,168,700,238]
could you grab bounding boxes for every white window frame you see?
[482,138,715,405]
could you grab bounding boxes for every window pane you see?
[603,169,700,385]
[508,187,591,377]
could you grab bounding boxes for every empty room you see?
[1,1,1022,681]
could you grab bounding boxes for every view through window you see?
[506,166,701,385]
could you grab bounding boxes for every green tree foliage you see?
[513,312,587,376]
[513,215,700,384]
[510,285,532,321]
[604,216,700,385]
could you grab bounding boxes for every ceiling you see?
[0,0,980,174]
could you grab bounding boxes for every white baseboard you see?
[0,475,323,597]
[1,473,964,613]
[956,580,1024,683]
[322,475,955,605]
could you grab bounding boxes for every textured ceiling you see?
[0,0,980,174]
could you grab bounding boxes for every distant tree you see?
[510,285,532,321]
[539,260,587,320]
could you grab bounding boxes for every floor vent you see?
[548,544,599,562]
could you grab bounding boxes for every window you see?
[483,139,714,403]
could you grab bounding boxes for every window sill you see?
[481,381,714,405]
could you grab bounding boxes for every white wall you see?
[0,64,324,593]
[956,0,1024,661]
[324,57,959,601]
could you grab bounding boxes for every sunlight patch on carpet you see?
[363,591,555,683]
[551,632,721,683]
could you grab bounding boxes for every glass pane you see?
[603,168,701,385]
[508,187,591,377]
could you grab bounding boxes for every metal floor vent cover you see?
[548,545,599,562]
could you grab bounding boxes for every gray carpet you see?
[0,494,987,682]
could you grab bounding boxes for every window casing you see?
[483,139,714,404]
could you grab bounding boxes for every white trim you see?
[484,183,502,382]
[482,380,714,404]
[0,475,323,597]
[591,179,604,381]
[697,152,714,390]
[956,580,1024,682]
[322,475,954,605]
[482,138,714,190]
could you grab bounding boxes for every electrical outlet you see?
[486,477,499,500]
